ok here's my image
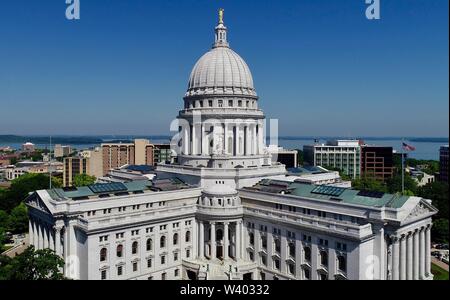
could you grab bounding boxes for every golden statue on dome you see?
[219,8,224,24]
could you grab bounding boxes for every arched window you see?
[320,250,328,266]
[116,244,123,258]
[132,241,138,255]
[185,231,191,243]
[338,255,347,272]
[261,235,267,249]
[274,238,281,253]
[216,229,223,241]
[146,238,153,251]
[249,232,254,245]
[100,248,107,262]
[160,236,166,248]
[288,242,295,257]
[173,233,179,245]
[304,246,311,262]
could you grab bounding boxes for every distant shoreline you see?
[0,135,448,145]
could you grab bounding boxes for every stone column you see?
[224,123,228,155]
[55,226,62,256]
[192,123,196,155]
[244,126,249,155]
[201,123,205,155]
[413,229,419,280]
[29,219,34,246]
[252,124,257,155]
[387,243,393,280]
[407,232,413,280]
[258,121,264,154]
[43,224,49,249]
[236,126,241,156]
[33,219,39,248]
[224,222,229,259]
[392,236,400,280]
[419,228,425,279]
[400,235,406,280]
[210,222,216,260]
[425,225,431,277]
[235,222,241,260]
[183,125,189,155]
[199,221,204,259]
[49,227,55,251]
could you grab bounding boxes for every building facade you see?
[304,140,362,179]
[102,139,154,175]
[54,145,72,158]
[361,146,394,181]
[63,148,103,187]
[26,10,437,281]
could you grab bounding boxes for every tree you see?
[72,174,96,187]
[0,173,61,212]
[0,227,7,252]
[432,219,449,244]
[0,210,9,229]
[386,174,418,195]
[352,175,388,193]
[0,246,66,280]
[9,203,28,234]
[418,181,449,220]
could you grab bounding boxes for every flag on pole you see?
[402,142,416,151]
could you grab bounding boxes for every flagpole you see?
[49,136,52,189]
[401,138,404,194]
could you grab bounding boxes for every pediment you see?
[25,192,52,215]
[404,199,437,221]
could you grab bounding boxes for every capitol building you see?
[25,10,437,280]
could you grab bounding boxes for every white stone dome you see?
[185,15,257,98]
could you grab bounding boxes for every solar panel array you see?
[357,190,385,199]
[311,185,346,197]
[88,182,127,194]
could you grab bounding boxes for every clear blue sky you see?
[0,0,448,137]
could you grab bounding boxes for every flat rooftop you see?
[243,179,410,209]
[46,172,194,201]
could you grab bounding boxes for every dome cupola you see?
[185,9,257,98]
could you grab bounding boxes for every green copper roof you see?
[254,180,410,209]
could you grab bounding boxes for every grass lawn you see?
[432,263,449,280]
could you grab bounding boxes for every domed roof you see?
[185,11,257,98]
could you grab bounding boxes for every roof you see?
[244,179,410,209]
[47,176,192,201]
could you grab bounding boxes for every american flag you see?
[402,142,416,151]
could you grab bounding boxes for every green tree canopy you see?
[0,246,65,280]
[352,175,388,193]
[432,218,449,244]
[9,203,28,234]
[72,174,96,187]
[418,181,449,220]
[0,173,61,212]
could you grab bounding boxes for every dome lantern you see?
[213,8,229,48]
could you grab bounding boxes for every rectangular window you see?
[228,100,233,107]
[174,252,179,261]
[161,255,166,265]
[101,270,107,280]
[147,259,152,268]
[186,249,190,258]
[117,266,123,276]
[175,269,179,277]
[133,262,138,272]
[208,100,213,107]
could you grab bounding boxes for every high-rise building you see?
[153,144,173,165]
[102,139,154,175]
[54,145,72,158]
[304,140,361,179]
[361,146,394,181]
[439,145,449,182]
[63,148,103,186]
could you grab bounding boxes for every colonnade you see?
[197,220,244,261]
[29,217,64,257]
[182,121,264,156]
[388,224,431,280]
